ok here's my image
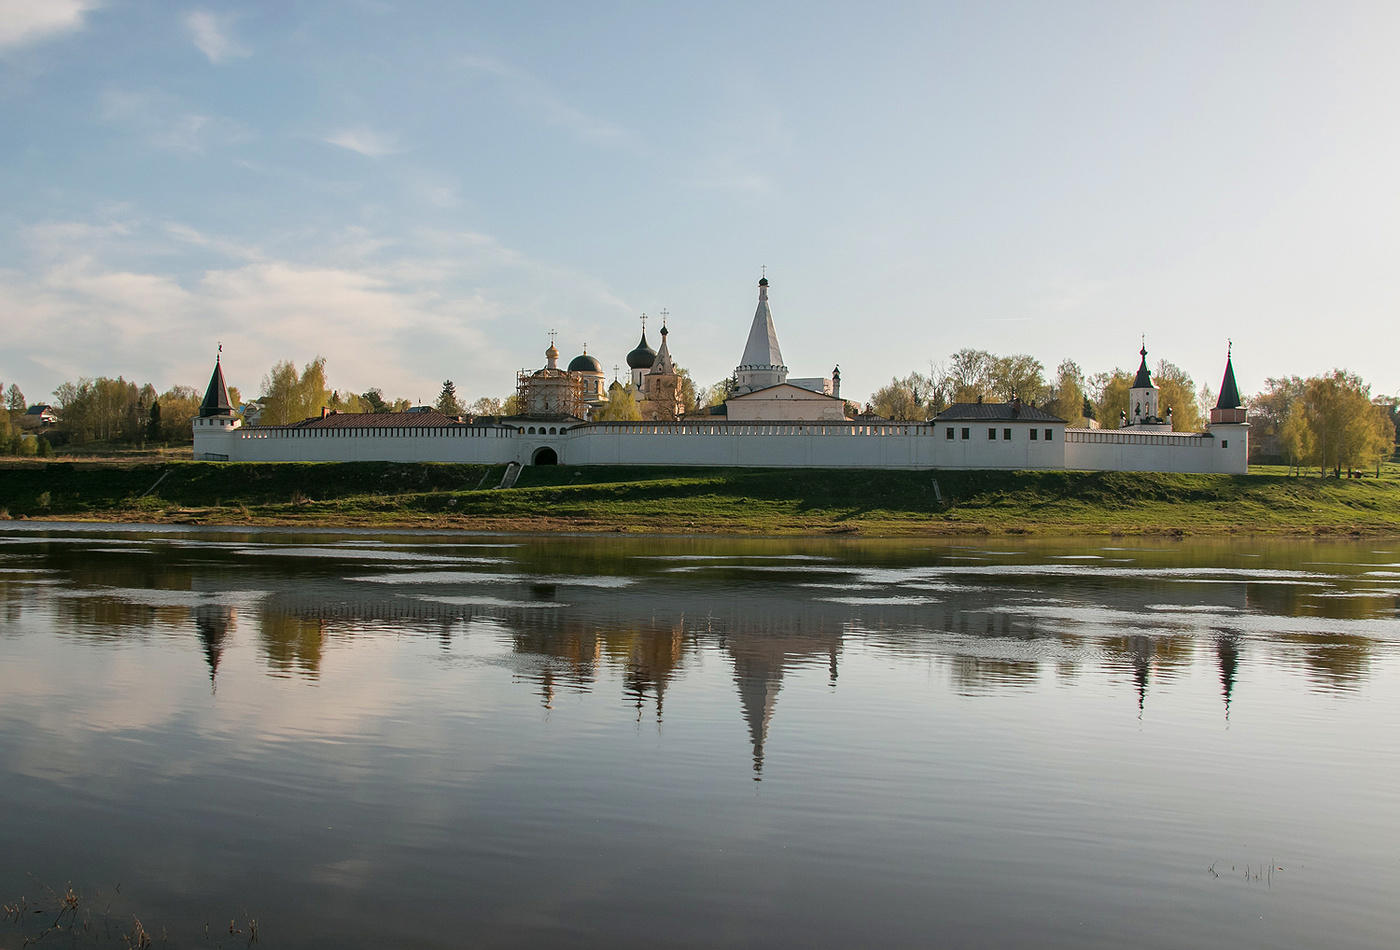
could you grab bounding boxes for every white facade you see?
[195,415,1249,473]
[725,384,848,422]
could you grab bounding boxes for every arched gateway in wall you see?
[532,447,558,466]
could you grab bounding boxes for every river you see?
[1,525,1397,948]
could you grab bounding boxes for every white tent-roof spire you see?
[735,274,788,395]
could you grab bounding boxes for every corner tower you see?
[192,351,241,460]
[734,275,788,394]
[1207,344,1250,473]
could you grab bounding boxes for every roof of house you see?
[933,402,1066,423]
[25,404,54,415]
[727,382,844,402]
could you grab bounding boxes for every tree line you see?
[866,348,1396,474]
[9,350,1396,474]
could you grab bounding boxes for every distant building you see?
[193,272,1249,473]
[18,404,58,430]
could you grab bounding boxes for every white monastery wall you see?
[1063,426,1248,474]
[196,416,1249,474]
[194,416,1248,472]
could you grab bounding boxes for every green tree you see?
[1094,370,1133,428]
[1154,361,1203,432]
[469,396,504,416]
[1248,376,1306,460]
[701,377,737,409]
[158,386,201,442]
[988,354,1047,403]
[258,357,330,426]
[946,349,994,403]
[595,383,642,421]
[1044,360,1085,425]
[361,388,388,413]
[1303,370,1384,476]
[1279,402,1315,474]
[147,399,162,441]
[5,384,25,413]
[436,380,464,416]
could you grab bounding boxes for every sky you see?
[2,1,1398,408]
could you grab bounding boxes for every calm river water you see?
[1,525,1398,949]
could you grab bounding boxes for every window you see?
[989,428,997,440]
[1221,440,1228,448]
[961,428,970,440]
[946,427,954,440]
[1004,428,1012,440]
[1044,429,1053,441]
[1030,429,1038,440]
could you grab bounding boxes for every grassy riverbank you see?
[1,460,1398,536]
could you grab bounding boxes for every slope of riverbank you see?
[1,460,1398,536]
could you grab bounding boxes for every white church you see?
[194,275,1250,473]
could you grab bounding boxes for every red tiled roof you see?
[267,411,469,430]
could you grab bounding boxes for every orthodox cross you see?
[640,313,647,333]
[1227,338,1232,358]
[659,308,669,328]
[548,329,557,345]
[761,264,767,279]
[613,363,620,382]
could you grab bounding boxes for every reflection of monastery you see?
[194,275,1250,473]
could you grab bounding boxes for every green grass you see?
[1,459,1398,535]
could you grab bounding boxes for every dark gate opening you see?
[532,447,558,466]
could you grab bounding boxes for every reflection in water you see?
[192,603,235,687]
[3,529,1400,950]
[1217,634,1240,717]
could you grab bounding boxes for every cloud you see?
[325,126,404,157]
[101,88,252,155]
[459,54,634,147]
[0,0,99,52]
[184,9,248,64]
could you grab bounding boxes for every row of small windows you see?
[521,426,567,435]
[945,427,1054,441]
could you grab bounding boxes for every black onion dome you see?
[569,353,602,373]
[626,331,656,370]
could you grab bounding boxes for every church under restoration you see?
[193,275,1250,473]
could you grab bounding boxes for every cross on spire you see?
[640,313,647,333]
[1227,338,1232,358]
[659,308,669,327]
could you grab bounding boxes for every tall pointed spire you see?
[740,275,785,370]
[1132,342,1154,389]
[734,273,789,394]
[199,350,234,418]
[649,323,676,376]
[1215,342,1242,409]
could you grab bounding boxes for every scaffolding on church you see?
[516,368,589,419]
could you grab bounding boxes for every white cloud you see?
[0,0,98,51]
[101,88,252,155]
[325,126,404,157]
[459,54,634,147]
[184,9,248,64]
